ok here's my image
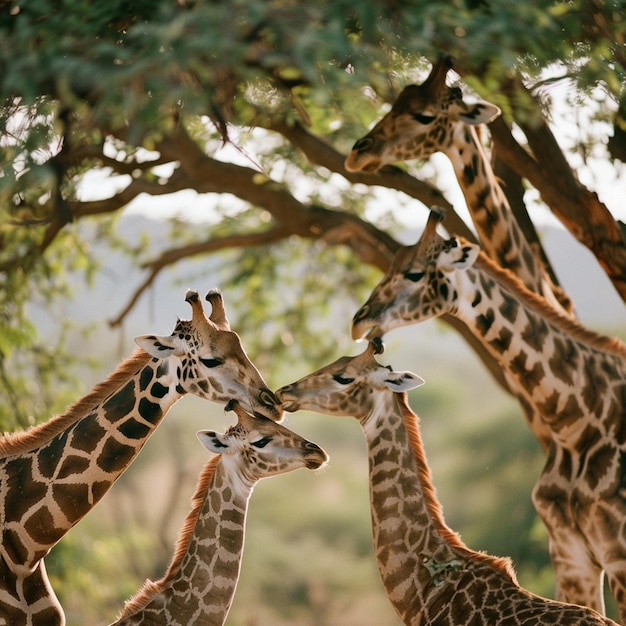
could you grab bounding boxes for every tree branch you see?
[69,177,186,218]
[108,124,511,392]
[109,227,293,328]
[489,114,626,302]
[107,127,403,328]
[264,119,476,242]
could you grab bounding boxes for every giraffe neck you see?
[1,355,185,569]
[444,124,543,294]
[454,253,626,444]
[0,559,64,626]
[360,392,513,623]
[115,456,250,626]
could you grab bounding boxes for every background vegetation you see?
[1,0,625,623]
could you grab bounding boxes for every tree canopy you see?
[1,0,625,428]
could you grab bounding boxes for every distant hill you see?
[33,214,625,350]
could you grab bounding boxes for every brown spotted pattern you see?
[276,344,616,625]
[345,55,572,315]
[112,401,327,626]
[0,290,282,626]
[351,221,626,622]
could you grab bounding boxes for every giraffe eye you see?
[251,436,272,448]
[199,357,224,368]
[413,113,436,125]
[403,270,425,282]
[333,374,354,385]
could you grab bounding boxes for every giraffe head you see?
[197,400,328,480]
[135,289,283,421]
[276,341,424,420]
[345,55,500,173]
[352,210,480,342]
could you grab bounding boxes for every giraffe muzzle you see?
[345,139,382,173]
[303,442,329,469]
[273,386,298,412]
[351,305,384,341]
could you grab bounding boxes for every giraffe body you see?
[351,214,626,620]
[112,400,328,625]
[276,343,616,625]
[0,289,282,626]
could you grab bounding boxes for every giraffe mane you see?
[472,245,626,358]
[397,393,519,582]
[117,454,221,619]
[0,348,152,458]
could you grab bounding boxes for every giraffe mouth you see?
[348,158,382,173]
[273,388,298,412]
[305,458,326,470]
[278,399,297,412]
[362,160,382,173]
[361,324,384,342]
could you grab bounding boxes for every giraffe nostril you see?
[352,137,374,153]
[353,304,370,323]
[259,388,280,408]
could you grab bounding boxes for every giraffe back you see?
[0,349,151,458]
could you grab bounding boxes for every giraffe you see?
[0,288,283,626]
[276,341,617,625]
[111,399,328,625]
[351,210,626,621]
[344,55,574,452]
[344,55,572,316]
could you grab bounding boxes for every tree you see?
[2,3,625,622]
[0,0,624,426]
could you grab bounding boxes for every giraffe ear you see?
[134,334,177,358]
[457,101,501,125]
[436,240,480,272]
[197,430,230,453]
[384,371,425,392]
